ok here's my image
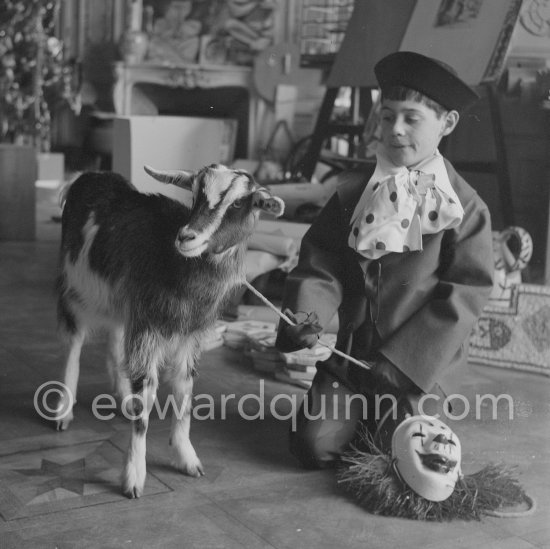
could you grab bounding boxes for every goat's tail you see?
[58,183,71,209]
[58,172,83,209]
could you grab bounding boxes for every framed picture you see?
[298,0,355,68]
[144,0,277,66]
[399,0,525,85]
[508,0,550,58]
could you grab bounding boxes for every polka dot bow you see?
[349,170,464,259]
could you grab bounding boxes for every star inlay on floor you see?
[0,438,171,520]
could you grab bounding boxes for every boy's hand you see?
[373,354,415,392]
[281,309,322,350]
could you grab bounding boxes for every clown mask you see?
[391,415,462,502]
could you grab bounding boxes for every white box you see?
[112,115,238,189]
[37,152,64,185]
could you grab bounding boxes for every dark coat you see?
[276,160,494,394]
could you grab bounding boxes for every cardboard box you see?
[37,152,64,185]
[112,116,238,191]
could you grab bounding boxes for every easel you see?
[298,0,518,227]
[297,86,371,179]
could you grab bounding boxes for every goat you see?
[54,164,284,498]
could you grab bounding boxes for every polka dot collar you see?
[348,151,464,259]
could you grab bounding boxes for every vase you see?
[119,30,149,64]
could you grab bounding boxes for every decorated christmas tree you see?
[0,0,80,152]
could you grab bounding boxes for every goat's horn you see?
[143,165,193,190]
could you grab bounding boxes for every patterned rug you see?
[470,284,550,376]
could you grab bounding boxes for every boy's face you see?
[379,99,458,168]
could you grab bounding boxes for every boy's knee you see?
[288,366,363,469]
[289,417,358,469]
[289,424,334,469]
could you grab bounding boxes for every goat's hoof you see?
[122,485,143,499]
[54,411,74,431]
[121,479,144,499]
[193,462,205,478]
[122,461,146,499]
[174,457,205,478]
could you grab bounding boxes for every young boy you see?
[275,51,494,468]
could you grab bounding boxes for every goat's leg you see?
[55,329,85,431]
[121,332,161,499]
[168,338,204,478]
[55,282,88,431]
[121,372,159,498]
[105,326,131,414]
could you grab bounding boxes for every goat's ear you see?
[143,165,194,190]
[252,188,285,217]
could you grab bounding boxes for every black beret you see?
[374,51,479,112]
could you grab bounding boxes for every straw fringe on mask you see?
[336,430,535,521]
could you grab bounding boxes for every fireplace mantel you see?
[112,61,262,158]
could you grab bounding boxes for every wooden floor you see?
[0,192,548,548]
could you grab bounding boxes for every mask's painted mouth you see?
[418,452,457,474]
